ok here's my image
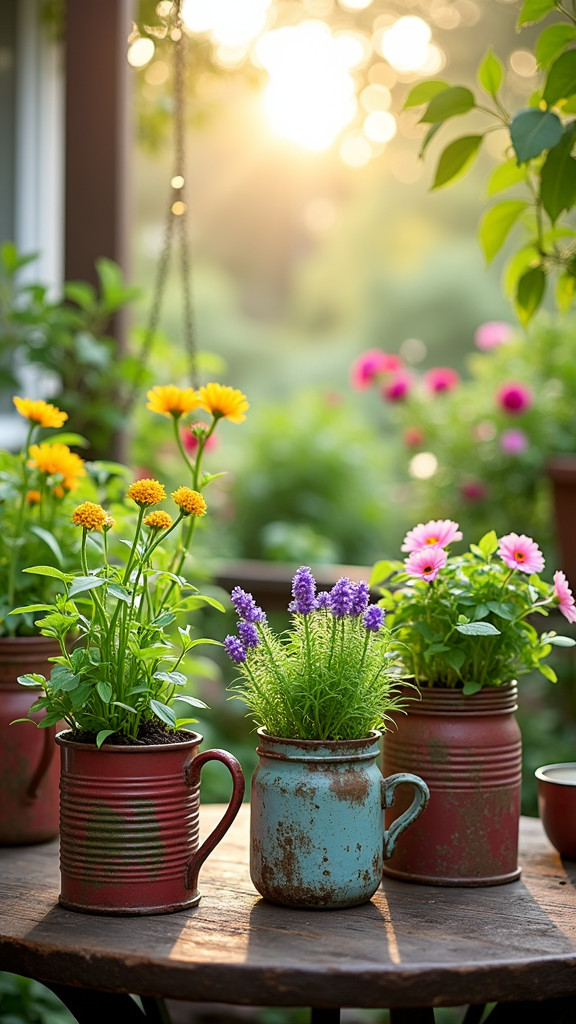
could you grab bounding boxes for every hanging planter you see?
[56,730,244,915]
[0,636,62,846]
[382,684,522,886]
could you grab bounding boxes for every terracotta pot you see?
[536,762,576,859]
[56,730,245,915]
[0,635,62,845]
[382,683,522,886]
[250,730,429,909]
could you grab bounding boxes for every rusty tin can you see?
[57,730,245,914]
[0,636,62,845]
[250,729,429,909]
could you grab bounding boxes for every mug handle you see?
[381,772,430,859]
[26,724,56,802]
[184,748,245,897]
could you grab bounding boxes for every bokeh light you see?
[128,37,155,68]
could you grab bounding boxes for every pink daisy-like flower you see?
[405,546,447,582]
[497,533,544,574]
[497,382,532,415]
[350,350,402,390]
[474,321,514,350]
[382,369,412,402]
[424,367,460,394]
[402,519,463,553]
[500,428,528,455]
[554,570,576,623]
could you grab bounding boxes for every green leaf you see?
[96,729,116,748]
[510,108,564,163]
[96,680,113,702]
[478,49,504,96]
[28,525,64,565]
[540,127,576,222]
[150,699,177,727]
[153,670,188,687]
[556,271,576,313]
[547,635,576,647]
[539,662,558,682]
[456,622,502,636]
[68,575,107,598]
[543,50,576,106]
[404,80,450,109]
[536,24,576,70]
[517,0,558,28]
[17,673,46,687]
[477,530,499,557]
[44,432,90,448]
[419,122,444,158]
[420,86,476,124]
[174,694,209,710]
[111,701,138,713]
[107,582,131,603]
[462,680,484,696]
[22,565,73,583]
[487,158,527,197]
[503,245,541,300]
[479,201,528,263]
[369,560,401,586]
[486,601,515,620]
[10,604,54,615]
[432,135,483,189]
[515,265,547,324]
[444,649,466,672]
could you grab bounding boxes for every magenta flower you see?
[382,369,412,402]
[474,321,514,350]
[424,367,460,394]
[350,349,401,390]
[403,426,425,448]
[554,570,576,623]
[404,546,447,582]
[497,533,544,574]
[500,429,528,455]
[402,519,463,553]
[497,382,532,415]
[460,480,488,502]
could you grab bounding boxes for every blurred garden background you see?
[2,0,576,1019]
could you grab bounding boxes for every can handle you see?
[382,772,430,859]
[184,748,245,896]
[26,724,56,802]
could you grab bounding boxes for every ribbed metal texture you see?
[0,637,61,845]
[382,683,522,886]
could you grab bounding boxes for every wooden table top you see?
[1,808,576,1010]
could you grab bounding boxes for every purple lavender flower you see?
[291,565,317,615]
[315,591,330,609]
[364,605,385,633]
[224,635,247,664]
[230,586,266,623]
[329,577,355,618]
[238,621,260,649]
[350,581,370,616]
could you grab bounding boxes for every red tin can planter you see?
[56,731,245,914]
[382,683,522,886]
[0,636,62,845]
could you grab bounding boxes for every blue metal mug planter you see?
[250,730,430,909]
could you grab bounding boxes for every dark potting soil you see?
[66,721,196,746]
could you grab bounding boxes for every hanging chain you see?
[129,0,198,408]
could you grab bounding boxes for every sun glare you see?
[377,16,437,74]
[255,21,359,151]
[181,0,272,47]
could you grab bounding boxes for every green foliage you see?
[406,1,576,321]
[226,571,407,740]
[0,972,74,1024]
[0,243,141,458]
[371,528,574,691]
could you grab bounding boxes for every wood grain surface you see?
[1,809,575,1010]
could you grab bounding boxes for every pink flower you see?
[497,382,532,415]
[382,370,412,402]
[182,422,217,455]
[554,570,576,623]
[404,426,425,448]
[460,480,488,502]
[474,321,514,350]
[402,519,462,553]
[500,429,528,455]
[350,350,402,390]
[497,533,544,574]
[424,367,460,394]
[404,546,447,582]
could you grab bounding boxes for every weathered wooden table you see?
[1,808,576,1024]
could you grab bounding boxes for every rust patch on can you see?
[328,768,369,805]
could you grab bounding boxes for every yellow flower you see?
[72,502,108,532]
[196,383,249,424]
[126,478,166,507]
[13,396,68,429]
[171,486,207,517]
[146,385,199,419]
[144,510,174,531]
[28,443,86,491]
[26,490,42,505]
[103,514,115,531]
